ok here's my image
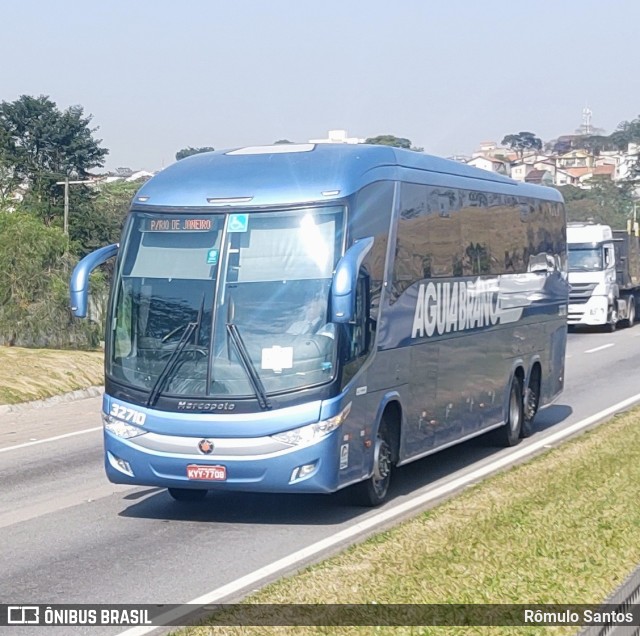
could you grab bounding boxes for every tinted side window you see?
[392,184,462,302]
[392,183,562,298]
[392,184,426,302]
[459,191,531,276]
[351,181,395,320]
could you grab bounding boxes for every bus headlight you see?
[272,402,351,446]
[102,413,146,439]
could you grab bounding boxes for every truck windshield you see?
[568,247,603,272]
[108,207,344,400]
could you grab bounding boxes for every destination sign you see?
[143,218,216,232]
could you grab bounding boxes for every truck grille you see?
[569,283,597,305]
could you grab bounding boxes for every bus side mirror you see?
[331,237,373,323]
[70,243,119,318]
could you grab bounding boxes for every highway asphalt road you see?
[1,326,640,634]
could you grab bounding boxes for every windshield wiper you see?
[146,323,197,407]
[226,323,271,410]
[146,296,205,408]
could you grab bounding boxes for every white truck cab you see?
[567,222,620,330]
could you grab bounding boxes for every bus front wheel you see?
[351,421,393,507]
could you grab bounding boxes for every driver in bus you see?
[287,294,334,338]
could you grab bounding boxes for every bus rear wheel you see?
[521,366,540,438]
[168,488,208,502]
[351,421,393,507]
[493,376,523,447]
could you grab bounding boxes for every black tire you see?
[351,420,393,507]
[493,376,523,447]
[521,366,540,438]
[606,305,617,332]
[624,297,635,328]
[168,488,208,502]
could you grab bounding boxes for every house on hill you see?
[524,169,554,186]
[465,155,510,175]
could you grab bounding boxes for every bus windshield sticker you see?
[228,214,249,233]
[206,248,219,265]
[261,345,293,373]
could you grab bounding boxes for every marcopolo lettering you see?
[411,280,501,338]
[177,401,236,411]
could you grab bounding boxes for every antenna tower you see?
[582,105,593,135]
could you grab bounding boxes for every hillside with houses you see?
[462,137,639,191]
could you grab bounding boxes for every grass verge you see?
[0,346,103,405]
[176,409,640,636]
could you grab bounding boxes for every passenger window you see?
[392,183,461,302]
[459,190,494,276]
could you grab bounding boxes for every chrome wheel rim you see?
[524,385,538,421]
[509,385,521,434]
[372,437,391,498]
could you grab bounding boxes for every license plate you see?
[186,464,227,481]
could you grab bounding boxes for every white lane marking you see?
[0,427,101,453]
[0,483,131,530]
[584,343,614,354]
[116,391,640,636]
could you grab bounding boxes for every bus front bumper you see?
[104,429,341,494]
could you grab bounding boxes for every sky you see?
[3,0,639,172]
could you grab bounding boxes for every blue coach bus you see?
[71,144,568,506]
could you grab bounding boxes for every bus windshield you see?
[108,207,344,400]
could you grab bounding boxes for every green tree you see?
[69,179,142,257]
[501,131,543,160]
[274,139,294,145]
[572,135,617,156]
[0,212,100,347]
[559,178,635,229]
[609,116,640,150]
[365,135,424,152]
[175,146,215,161]
[0,95,108,221]
[609,115,640,182]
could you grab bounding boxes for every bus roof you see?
[134,143,563,208]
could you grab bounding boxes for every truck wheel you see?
[624,298,636,328]
[351,420,393,507]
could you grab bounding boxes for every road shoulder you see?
[0,388,103,449]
